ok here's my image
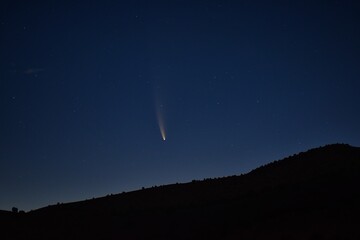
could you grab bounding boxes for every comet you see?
[156,104,166,141]
[154,84,167,141]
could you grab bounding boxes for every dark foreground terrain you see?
[1,144,360,239]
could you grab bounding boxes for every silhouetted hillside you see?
[1,144,360,239]
[0,210,14,220]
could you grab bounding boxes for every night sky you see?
[1,1,360,211]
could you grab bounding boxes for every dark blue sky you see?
[1,1,360,211]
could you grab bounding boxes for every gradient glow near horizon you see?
[1,1,360,211]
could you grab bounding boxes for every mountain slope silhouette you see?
[2,144,360,239]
